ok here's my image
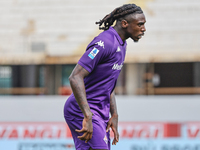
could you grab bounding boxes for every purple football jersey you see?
[64,27,127,122]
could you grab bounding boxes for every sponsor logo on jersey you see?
[112,63,123,70]
[88,47,99,59]
[116,46,121,52]
[103,135,108,144]
[95,40,104,49]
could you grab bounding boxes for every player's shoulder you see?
[86,27,118,54]
[95,28,116,49]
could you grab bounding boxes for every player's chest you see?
[112,45,126,62]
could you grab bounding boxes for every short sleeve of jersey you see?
[78,37,111,73]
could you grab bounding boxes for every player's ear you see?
[121,19,128,28]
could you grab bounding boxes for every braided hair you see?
[96,4,143,30]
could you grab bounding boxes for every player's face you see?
[126,13,146,42]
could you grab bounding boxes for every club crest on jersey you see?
[88,47,99,59]
[95,40,104,49]
[103,135,108,144]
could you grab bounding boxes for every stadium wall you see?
[0,95,200,122]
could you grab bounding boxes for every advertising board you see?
[0,122,200,150]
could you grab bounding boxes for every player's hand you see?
[75,116,93,143]
[106,115,119,145]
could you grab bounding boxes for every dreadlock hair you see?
[96,4,143,30]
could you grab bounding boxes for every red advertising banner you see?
[117,122,164,138]
[0,122,72,139]
[1,122,200,139]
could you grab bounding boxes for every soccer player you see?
[64,3,146,150]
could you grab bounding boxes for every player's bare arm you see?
[106,91,119,145]
[69,64,93,143]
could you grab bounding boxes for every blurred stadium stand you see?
[0,0,200,95]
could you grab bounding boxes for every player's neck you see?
[113,25,127,42]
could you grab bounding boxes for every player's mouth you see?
[138,33,145,39]
[133,33,145,42]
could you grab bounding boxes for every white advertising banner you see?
[0,122,200,150]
